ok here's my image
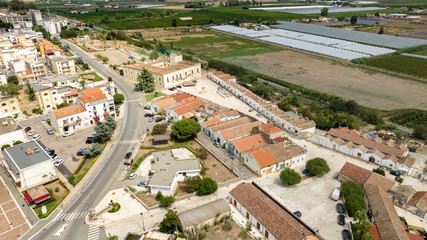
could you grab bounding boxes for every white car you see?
[54,159,64,167]
[62,130,74,137]
[53,156,62,161]
[139,102,143,107]
[129,173,137,180]
[28,130,36,136]
[32,134,41,140]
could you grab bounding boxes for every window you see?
[44,93,48,96]
[233,200,236,206]
[246,212,249,219]
[256,222,260,230]
[4,109,7,112]
[12,107,15,110]
[1,103,6,106]
[264,230,269,238]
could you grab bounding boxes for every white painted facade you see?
[48,108,91,134]
[77,96,115,122]
[18,160,56,190]
[0,128,26,147]
[149,169,200,196]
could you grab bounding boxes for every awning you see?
[273,137,285,143]
[104,114,109,118]
[182,112,195,119]
[23,192,33,204]
[94,117,100,122]
[34,194,51,204]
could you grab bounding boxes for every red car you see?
[24,127,31,132]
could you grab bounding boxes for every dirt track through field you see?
[224,50,427,110]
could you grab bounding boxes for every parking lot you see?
[254,171,346,240]
[19,116,97,177]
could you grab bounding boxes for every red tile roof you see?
[80,87,107,103]
[407,191,427,213]
[202,118,221,128]
[230,182,318,240]
[219,121,262,141]
[246,147,277,168]
[231,134,267,153]
[370,223,381,240]
[52,104,86,119]
[407,232,424,240]
[170,99,205,116]
[364,172,395,192]
[209,116,252,133]
[180,96,196,105]
[339,162,395,192]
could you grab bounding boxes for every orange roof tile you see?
[246,148,277,168]
[219,121,262,141]
[52,104,86,119]
[180,96,196,105]
[65,89,78,97]
[80,87,107,103]
[155,98,176,108]
[370,223,381,240]
[202,118,221,128]
[170,99,205,116]
[209,117,252,133]
[231,134,267,152]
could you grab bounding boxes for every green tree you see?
[351,16,358,25]
[320,7,328,17]
[94,122,113,143]
[135,68,155,92]
[171,119,201,141]
[172,18,177,27]
[305,158,330,176]
[250,81,274,99]
[290,96,300,107]
[108,76,113,82]
[183,176,202,192]
[197,178,218,195]
[0,83,20,95]
[84,143,102,158]
[57,103,70,109]
[344,193,367,217]
[113,93,124,104]
[160,196,175,207]
[1,144,10,151]
[107,236,118,240]
[199,147,208,159]
[414,124,427,142]
[7,75,19,85]
[378,26,384,34]
[149,50,159,60]
[373,168,385,176]
[104,116,117,130]
[279,168,301,185]
[25,81,36,101]
[278,99,290,111]
[13,141,23,145]
[159,209,179,234]
[152,124,167,135]
[340,180,363,198]
[156,191,163,201]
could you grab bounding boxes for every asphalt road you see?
[29,39,145,240]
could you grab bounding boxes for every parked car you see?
[249,108,255,112]
[53,156,62,162]
[63,130,74,137]
[155,117,162,122]
[331,188,340,201]
[176,85,182,88]
[256,113,262,117]
[137,181,148,187]
[86,137,96,144]
[293,211,302,218]
[139,102,143,107]
[77,148,88,156]
[162,121,171,125]
[213,142,221,148]
[43,116,48,121]
[168,87,176,91]
[302,169,309,175]
[148,117,154,122]
[129,173,137,180]
[342,230,352,240]
[125,152,132,159]
[54,159,64,167]
[28,130,36,136]
[24,127,31,132]
[336,203,345,213]
[46,128,53,135]
[338,214,345,225]
[390,170,401,177]
[144,113,150,117]
[32,134,41,140]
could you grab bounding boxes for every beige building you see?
[32,84,78,112]
[48,103,91,134]
[123,54,201,89]
[49,56,76,75]
[0,95,21,118]
[36,74,81,88]
[25,60,47,79]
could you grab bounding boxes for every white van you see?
[332,188,340,201]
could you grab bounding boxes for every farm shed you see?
[177,199,231,232]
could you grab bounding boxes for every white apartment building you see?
[25,60,47,79]
[76,87,115,122]
[49,103,91,134]
[49,56,76,75]
[0,116,26,147]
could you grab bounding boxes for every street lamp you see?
[140,212,145,231]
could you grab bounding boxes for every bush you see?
[223,220,233,231]
[344,193,367,217]
[13,141,23,146]
[395,176,404,183]
[1,144,10,151]
[305,158,330,176]
[238,230,249,240]
[279,168,301,185]
[113,93,124,104]
[68,175,75,184]
[171,119,201,141]
[160,196,175,207]
[199,147,208,159]
[156,191,163,201]
[152,124,167,135]
[183,176,202,193]
[341,180,364,198]
[373,168,385,176]
[54,187,59,192]
[197,178,218,195]
[32,108,43,114]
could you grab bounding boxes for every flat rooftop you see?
[3,141,51,171]
[0,116,21,135]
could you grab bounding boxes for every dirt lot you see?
[43,180,67,199]
[0,179,30,240]
[136,194,158,207]
[205,219,244,240]
[91,50,135,65]
[224,50,427,110]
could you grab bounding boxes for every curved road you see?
[30,39,145,240]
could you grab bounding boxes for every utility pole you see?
[140,212,145,231]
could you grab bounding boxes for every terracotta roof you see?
[264,144,305,163]
[124,60,199,75]
[209,116,252,133]
[338,127,360,136]
[52,104,86,119]
[65,89,78,97]
[339,162,371,185]
[202,118,221,128]
[273,137,285,143]
[155,98,176,108]
[27,185,49,201]
[180,96,196,104]
[260,122,283,134]
[364,184,410,240]
[364,173,395,192]
[370,223,381,240]
[231,134,267,152]
[398,156,415,168]
[246,148,277,168]
[229,182,318,240]
[170,99,205,116]
[407,192,427,213]
[407,232,424,240]
[219,121,262,141]
[327,128,406,158]
[171,92,191,102]
[80,87,107,103]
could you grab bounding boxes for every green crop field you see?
[365,55,427,79]
[414,49,427,57]
[60,8,303,29]
[306,8,405,18]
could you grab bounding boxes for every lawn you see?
[365,55,427,79]
[80,72,104,82]
[145,92,167,101]
[163,32,281,59]
[64,51,74,57]
[32,180,70,219]
[414,49,427,57]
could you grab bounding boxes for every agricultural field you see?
[304,8,406,18]
[365,55,427,79]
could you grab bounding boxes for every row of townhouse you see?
[313,127,414,175]
[208,71,316,135]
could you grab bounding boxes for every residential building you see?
[148,148,201,196]
[229,182,320,240]
[25,60,47,79]
[0,72,6,85]
[36,74,81,88]
[205,116,252,138]
[364,184,410,240]
[388,185,416,207]
[45,48,64,58]
[0,95,21,118]
[216,121,263,147]
[338,162,396,192]
[177,199,230,232]
[147,92,191,112]
[227,134,267,159]
[123,54,201,89]
[259,122,285,143]
[32,84,77,112]
[24,185,51,205]
[1,44,37,68]
[0,116,26,146]
[2,141,56,190]
[37,39,59,57]
[0,12,28,23]
[77,87,115,122]
[166,99,206,121]
[241,144,306,176]
[48,103,91,134]
[407,192,427,219]
[38,18,67,35]
[30,10,43,25]
[12,21,33,30]
[313,127,413,174]
[49,56,76,75]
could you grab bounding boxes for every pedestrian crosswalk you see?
[87,225,100,240]
[112,139,141,145]
[57,211,88,222]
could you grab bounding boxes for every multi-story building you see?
[76,87,115,122]
[0,116,27,147]
[38,18,67,35]
[37,39,59,57]
[32,84,77,112]
[0,73,6,85]
[123,54,201,89]
[1,44,38,68]
[0,95,21,118]
[49,56,76,75]
[36,74,81,88]
[48,103,91,134]
[25,60,47,79]
[30,10,43,25]
[12,21,33,30]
